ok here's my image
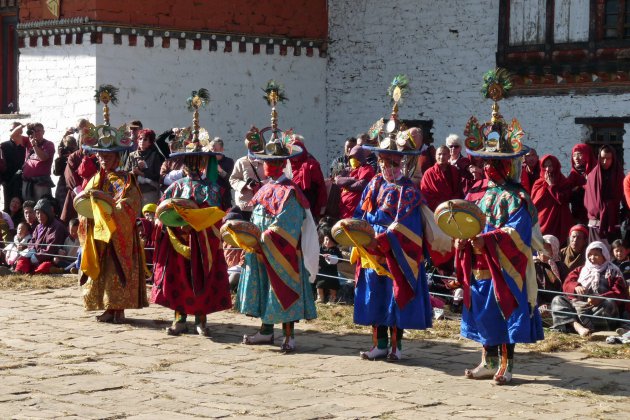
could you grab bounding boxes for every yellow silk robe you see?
[78,170,149,311]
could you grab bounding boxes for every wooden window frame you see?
[1,6,18,114]
[498,0,630,95]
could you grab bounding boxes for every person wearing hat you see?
[150,116,232,337]
[78,123,149,324]
[352,135,437,362]
[142,203,157,222]
[229,126,270,221]
[559,224,589,272]
[454,69,543,384]
[14,198,67,274]
[235,91,319,352]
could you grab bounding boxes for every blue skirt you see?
[354,267,432,330]
[461,278,544,346]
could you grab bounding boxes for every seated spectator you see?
[54,218,80,267]
[0,208,14,242]
[531,155,573,245]
[315,220,342,304]
[3,222,31,267]
[335,145,375,219]
[560,224,588,272]
[14,199,67,274]
[142,203,156,223]
[534,235,568,308]
[551,241,630,336]
[22,200,38,233]
[7,196,24,230]
[611,239,630,284]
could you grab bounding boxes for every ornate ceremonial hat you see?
[247,80,303,161]
[168,88,223,158]
[83,84,134,153]
[362,75,422,157]
[464,68,528,160]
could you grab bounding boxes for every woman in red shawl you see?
[566,143,595,224]
[531,155,572,245]
[289,136,327,219]
[335,145,376,219]
[584,145,625,243]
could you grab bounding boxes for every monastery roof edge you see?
[16,18,327,48]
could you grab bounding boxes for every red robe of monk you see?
[531,155,572,244]
[420,162,464,211]
[289,139,327,218]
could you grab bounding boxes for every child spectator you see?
[222,207,246,292]
[3,222,31,267]
[54,218,79,267]
[611,239,630,284]
[315,223,342,304]
[142,203,157,222]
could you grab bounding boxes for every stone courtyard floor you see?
[1,286,629,419]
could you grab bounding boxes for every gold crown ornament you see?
[464,68,527,159]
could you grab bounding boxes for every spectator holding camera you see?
[124,129,164,208]
[53,130,78,207]
[1,122,29,210]
[22,122,55,202]
[229,127,268,221]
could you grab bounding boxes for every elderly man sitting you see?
[14,199,67,274]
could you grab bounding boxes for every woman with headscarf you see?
[566,144,595,225]
[551,241,630,336]
[289,135,327,220]
[335,145,376,219]
[584,145,625,244]
[531,155,573,245]
[534,235,568,307]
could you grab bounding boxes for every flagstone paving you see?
[1,286,629,419]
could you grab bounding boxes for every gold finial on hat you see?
[94,85,119,126]
[186,89,210,146]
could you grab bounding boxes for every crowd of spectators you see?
[1,119,629,336]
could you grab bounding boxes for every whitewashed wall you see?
[0,37,98,143]
[326,0,630,173]
[94,35,327,164]
[4,34,327,168]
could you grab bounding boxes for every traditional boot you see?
[195,314,210,337]
[494,344,514,385]
[280,322,296,353]
[360,326,389,360]
[386,327,403,362]
[243,323,274,344]
[465,346,498,379]
[167,311,188,336]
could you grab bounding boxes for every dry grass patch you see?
[0,273,76,290]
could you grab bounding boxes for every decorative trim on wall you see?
[511,71,630,96]
[16,18,328,58]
